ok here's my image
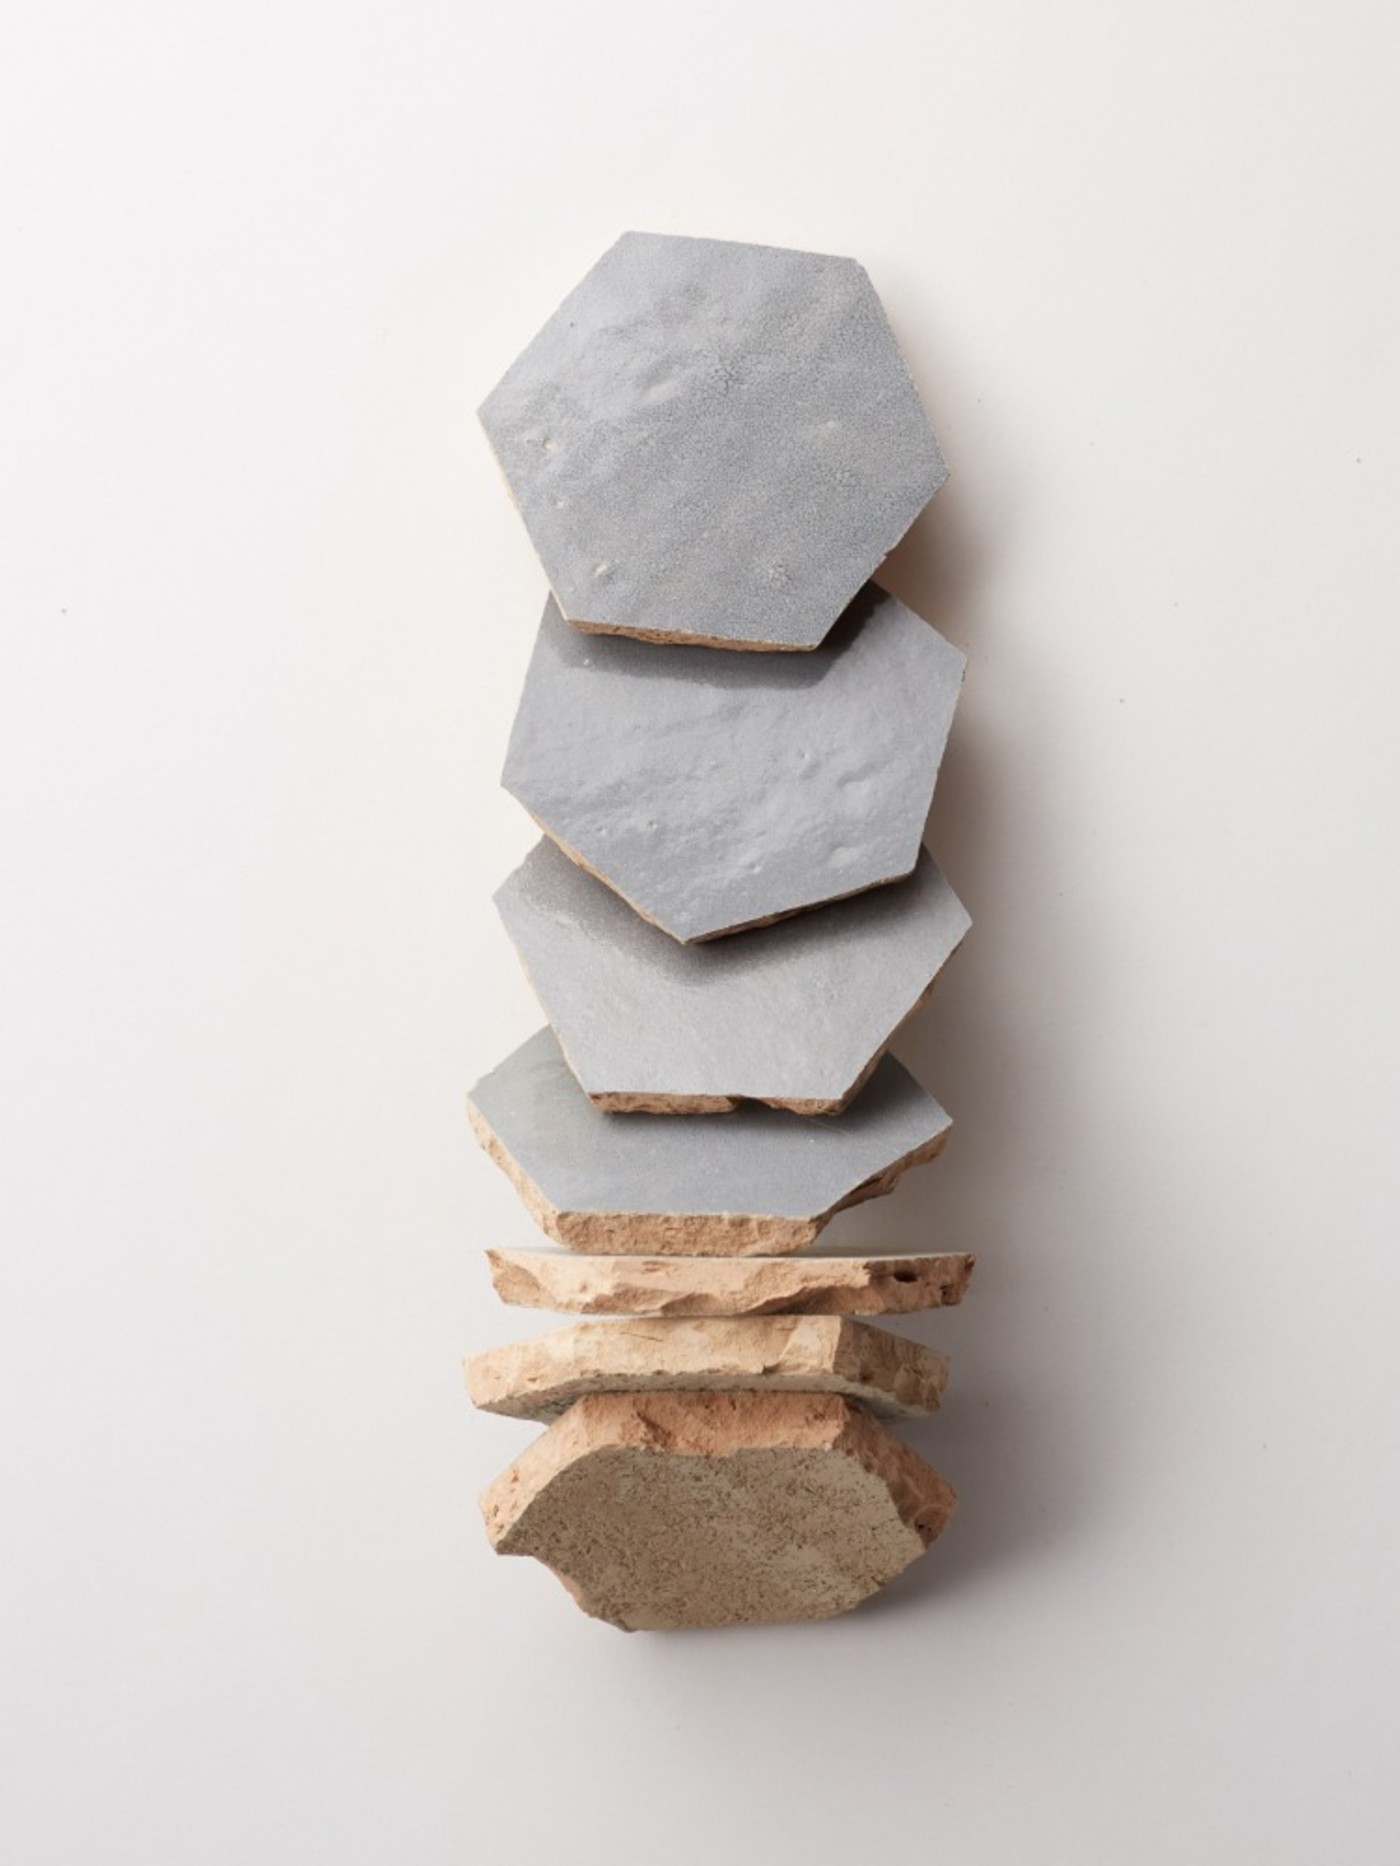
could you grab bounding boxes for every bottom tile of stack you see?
[478,1388,956,1632]
[467,1250,970,1630]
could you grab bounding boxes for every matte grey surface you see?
[496,838,970,1112]
[503,586,965,942]
[478,231,946,650]
[467,1027,951,1247]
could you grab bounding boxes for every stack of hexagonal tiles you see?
[466,233,971,1630]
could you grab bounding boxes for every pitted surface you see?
[479,231,946,649]
[503,587,965,942]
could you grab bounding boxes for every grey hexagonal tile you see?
[478,231,946,650]
[502,585,965,942]
[466,1026,951,1255]
[495,836,970,1113]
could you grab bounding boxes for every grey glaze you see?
[495,837,970,1111]
[478,232,946,650]
[468,1027,950,1229]
[502,586,965,943]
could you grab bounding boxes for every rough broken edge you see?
[485,1247,976,1316]
[479,1389,957,1629]
[466,1097,951,1256]
[464,1314,949,1421]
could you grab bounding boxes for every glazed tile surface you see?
[502,586,965,942]
[466,1026,951,1254]
[496,837,969,1110]
[479,231,946,650]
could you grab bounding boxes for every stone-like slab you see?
[481,1390,957,1629]
[496,837,968,1113]
[478,231,946,652]
[503,587,965,943]
[466,1316,949,1422]
[486,1249,975,1316]
[467,1027,951,1255]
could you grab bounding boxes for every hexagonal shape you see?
[496,836,969,1113]
[478,231,946,650]
[503,585,965,943]
[480,1390,957,1629]
[466,1026,951,1255]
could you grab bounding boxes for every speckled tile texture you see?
[502,585,965,942]
[495,837,970,1112]
[480,1390,957,1629]
[478,231,946,650]
[466,1026,952,1254]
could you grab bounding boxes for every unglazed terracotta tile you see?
[466,1315,949,1421]
[478,231,946,651]
[485,1249,976,1317]
[496,837,968,1113]
[502,586,965,943]
[480,1390,957,1629]
[466,1027,951,1255]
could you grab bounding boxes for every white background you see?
[3,4,1398,1861]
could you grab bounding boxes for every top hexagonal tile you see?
[503,584,965,943]
[478,232,946,651]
